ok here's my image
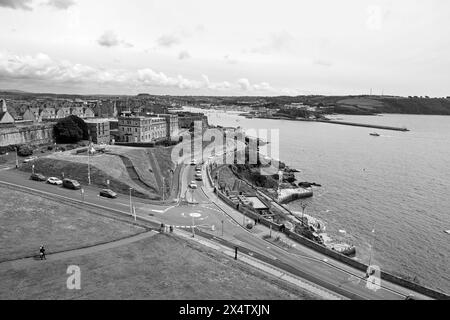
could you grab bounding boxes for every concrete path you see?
[5,231,159,269]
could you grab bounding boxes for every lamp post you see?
[87,144,91,185]
[368,229,376,267]
[15,147,18,169]
[129,187,133,216]
[300,202,308,227]
[162,177,165,201]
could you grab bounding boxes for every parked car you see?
[62,179,81,190]
[30,173,46,182]
[23,156,37,163]
[195,173,203,181]
[190,159,196,166]
[47,177,63,185]
[188,181,198,189]
[99,189,118,199]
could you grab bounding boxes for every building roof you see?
[85,118,110,124]
[246,196,268,210]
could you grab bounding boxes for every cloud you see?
[237,78,251,91]
[250,30,295,54]
[178,50,191,60]
[46,0,76,10]
[313,59,333,67]
[157,34,181,48]
[0,51,296,95]
[237,78,275,92]
[224,54,238,64]
[97,31,133,48]
[0,0,33,10]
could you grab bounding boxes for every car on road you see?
[195,173,203,181]
[99,189,118,199]
[62,179,81,190]
[30,173,46,182]
[47,177,63,185]
[23,156,37,163]
[188,181,198,189]
[190,159,197,166]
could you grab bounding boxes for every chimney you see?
[1,99,7,113]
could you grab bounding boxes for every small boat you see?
[445,230,450,235]
[370,132,380,137]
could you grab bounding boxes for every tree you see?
[67,115,89,140]
[17,145,33,157]
[54,117,83,143]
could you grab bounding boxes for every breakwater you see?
[317,120,409,132]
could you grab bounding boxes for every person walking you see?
[39,245,46,260]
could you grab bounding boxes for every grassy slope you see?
[0,186,144,261]
[0,233,320,300]
[106,145,177,199]
[20,151,159,199]
[334,97,450,115]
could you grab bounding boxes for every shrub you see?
[47,146,54,151]
[17,145,33,157]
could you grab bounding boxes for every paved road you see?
[0,168,435,300]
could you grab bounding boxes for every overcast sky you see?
[0,0,449,96]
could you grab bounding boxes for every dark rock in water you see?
[299,182,322,188]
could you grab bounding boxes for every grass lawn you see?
[20,153,156,199]
[0,233,320,300]
[0,186,145,261]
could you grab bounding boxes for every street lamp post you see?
[162,177,165,201]
[15,147,18,169]
[129,187,133,216]
[368,229,376,267]
[87,144,91,185]
[301,202,308,227]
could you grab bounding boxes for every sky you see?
[0,0,449,97]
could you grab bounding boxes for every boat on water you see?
[370,132,380,137]
[445,230,450,235]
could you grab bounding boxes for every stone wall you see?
[0,123,55,147]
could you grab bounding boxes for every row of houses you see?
[22,106,95,122]
[117,112,179,144]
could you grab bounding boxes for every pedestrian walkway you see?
[5,231,158,269]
